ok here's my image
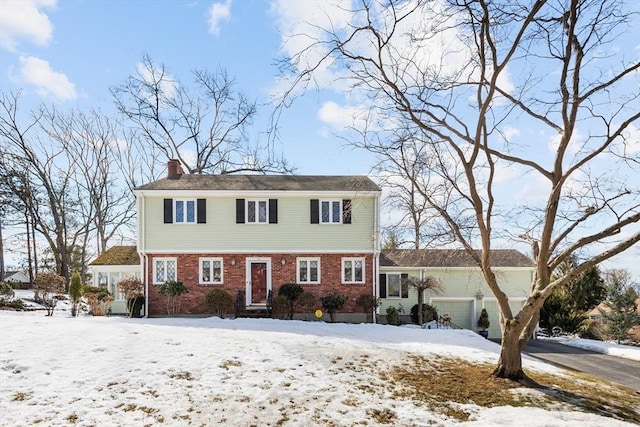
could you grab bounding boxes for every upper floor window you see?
[321,200,342,223]
[236,199,278,224]
[297,258,320,284]
[164,198,206,224]
[175,199,196,223]
[247,200,268,223]
[200,258,223,284]
[342,257,365,283]
[310,199,351,224]
[153,257,177,284]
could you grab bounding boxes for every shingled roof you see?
[380,249,534,268]
[135,174,381,192]
[89,246,140,266]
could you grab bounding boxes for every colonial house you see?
[133,160,382,318]
[130,160,535,327]
[379,249,535,338]
[88,245,141,315]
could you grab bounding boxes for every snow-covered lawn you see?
[0,293,638,426]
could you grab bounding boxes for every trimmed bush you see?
[410,304,438,325]
[0,281,15,305]
[386,305,400,326]
[204,289,234,318]
[69,272,83,317]
[83,286,114,316]
[158,280,189,316]
[278,283,304,320]
[320,292,347,323]
[356,293,380,323]
[271,295,289,319]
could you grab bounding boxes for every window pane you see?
[187,200,195,222]
[354,260,363,282]
[321,201,329,222]
[155,260,165,282]
[310,260,318,282]
[344,260,352,282]
[332,201,340,223]
[175,201,184,223]
[212,261,221,282]
[388,274,400,297]
[167,260,176,281]
[299,260,308,282]
[258,201,267,223]
[248,201,256,223]
[202,260,211,282]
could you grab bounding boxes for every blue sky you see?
[1,0,638,279]
[0,0,374,175]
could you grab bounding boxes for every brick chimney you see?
[167,159,183,179]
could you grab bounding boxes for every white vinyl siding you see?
[153,257,177,284]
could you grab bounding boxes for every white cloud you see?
[136,61,177,101]
[317,101,369,130]
[18,56,76,101]
[208,0,232,35]
[0,0,56,51]
[547,129,585,155]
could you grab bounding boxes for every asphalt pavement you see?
[524,339,640,392]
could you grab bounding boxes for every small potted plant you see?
[477,308,490,339]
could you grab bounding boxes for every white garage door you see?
[430,299,474,330]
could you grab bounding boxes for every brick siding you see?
[145,253,374,316]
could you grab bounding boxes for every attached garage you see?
[430,298,475,330]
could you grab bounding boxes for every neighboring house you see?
[134,160,382,318]
[587,298,640,341]
[88,245,141,315]
[1,271,31,289]
[379,249,535,338]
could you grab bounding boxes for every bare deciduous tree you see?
[279,0,640,381]
[112,54,290,175]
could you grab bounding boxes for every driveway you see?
[524,339,640,392]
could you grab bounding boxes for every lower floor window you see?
[342,258,365,283]
[297,258,320,283]
[386,274,402,298]
[154,258,177,284]
[200,258,223,284]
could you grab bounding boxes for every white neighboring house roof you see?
[2,271,30,284]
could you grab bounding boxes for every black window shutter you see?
[342,199,352,224]
[163,199,173,223]
[401,274,409,298]
[268,199,278,224]
[310,199,319,224]
[196,199,206,224]
[236,199,245,224]
[379,274,387,298]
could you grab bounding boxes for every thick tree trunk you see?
[492,327,526,380]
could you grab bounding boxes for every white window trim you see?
[199,257,224,285]
[320,199,342,224]
[246,199,269,224]
[153,257,177,284]
[297,257,321,284]
[342,257,365,284]
[386,273,402,299]
[174,199,197,224]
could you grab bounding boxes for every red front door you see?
[250,262,268,305]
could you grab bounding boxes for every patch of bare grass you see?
[387,354,640,423]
